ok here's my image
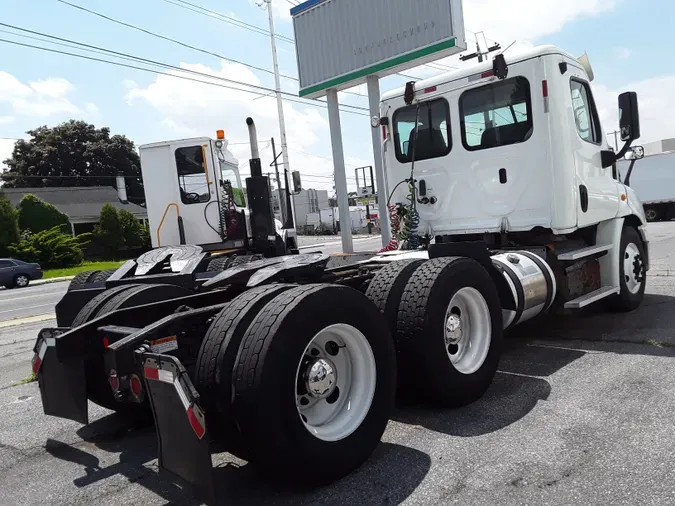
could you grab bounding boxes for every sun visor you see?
[577,52,595,82]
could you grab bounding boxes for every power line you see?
[54,1,296,80]
[0,29,370,116]
[162,0,295,43]
[157,0,423,84]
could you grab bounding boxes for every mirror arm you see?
[623,158,637,187]
[615,139,633,161]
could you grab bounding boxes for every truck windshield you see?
[393,98,451,163]
[220,163,246,208]
[460,76,533,151]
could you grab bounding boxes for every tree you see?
[94,204,123,256]
[9,226,90,268]
[1,120,145,206]
[0,191,20,256]
[17,194,70,234]
[119,209,150,250]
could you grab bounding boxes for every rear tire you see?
[195,284,294,450]
[73,284,193,411]
[68,270,99,291]
[611,226,646,313]
[89,269,119,284]
[233,285,396,484]
[13,274,30,288]
[365,260,426,336]
[396,258,503,407]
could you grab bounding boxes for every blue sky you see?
[1,0,674,193]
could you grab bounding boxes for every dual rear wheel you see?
[194,257,502,484]
[195,284,396,484]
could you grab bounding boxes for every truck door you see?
[173,143,220,246]
[568,76,620,227]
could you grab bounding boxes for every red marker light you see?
[130,375,142,396]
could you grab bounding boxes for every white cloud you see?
[615,47,633,59]
[0,72,96,119]
[0,139,18,170]
[125,59,340,184]
[593,76,675,145]
[0,116,15,125]
[461,0,619,43]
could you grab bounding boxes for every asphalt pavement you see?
[0,282,67,323]
[2,226,675,505]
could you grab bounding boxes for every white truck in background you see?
[618,143,675,222]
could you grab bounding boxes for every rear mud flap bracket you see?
[143,353,216,505]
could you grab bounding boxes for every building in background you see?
[272,188,329,232]
[3,186,147,236]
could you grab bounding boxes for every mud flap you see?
[33,329,88,424]
[143,353,216,505]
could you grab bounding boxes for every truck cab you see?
[379,45,648,312]
[139,133,296,253]
[380,45,646,240]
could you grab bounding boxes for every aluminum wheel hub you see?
[305,358,337,399]
[445,314,462,345]
[624,242,644,294]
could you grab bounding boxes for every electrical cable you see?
[0,37,369,117]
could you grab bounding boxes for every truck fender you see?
[596,217,625,289]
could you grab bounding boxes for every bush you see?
[17,194,70,234]
[0,191,20,256]
[93,203,123,256]
[9,226,91,268]
[119,209,150,250]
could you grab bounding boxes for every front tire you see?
[611,226,646,313]
[396,258,503,407]
[233,285,396,484]
[644,206,659,222]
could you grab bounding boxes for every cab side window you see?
[459,76,533,151]
[175,146,211,205]
[393,99,452,163]
[570,79,601,144]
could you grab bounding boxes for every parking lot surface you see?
[1,224,675,505]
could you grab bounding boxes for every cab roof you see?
[380,45,580,103]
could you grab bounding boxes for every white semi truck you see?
[32,45,648,504]
[618,147,675,222]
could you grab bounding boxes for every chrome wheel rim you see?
[295,324,376,442]
[624,242,644,294]
[444,287,492,375]
[16,276,28,287]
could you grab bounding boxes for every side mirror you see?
[629,145,645,160]
[618,91,640,142]
[292,171,302,194]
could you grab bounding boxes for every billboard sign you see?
[291,0,466,99]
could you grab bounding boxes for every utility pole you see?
[264,1,291,198]
[270,137,286,224]
[610,130,620,151]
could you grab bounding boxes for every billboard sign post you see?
[291,0,466,251]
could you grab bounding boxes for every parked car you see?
[0,258,43,289]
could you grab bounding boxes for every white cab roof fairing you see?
[380,45,581,103]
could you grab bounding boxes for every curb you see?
[0,313,56,329]
[32,276,75,286]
